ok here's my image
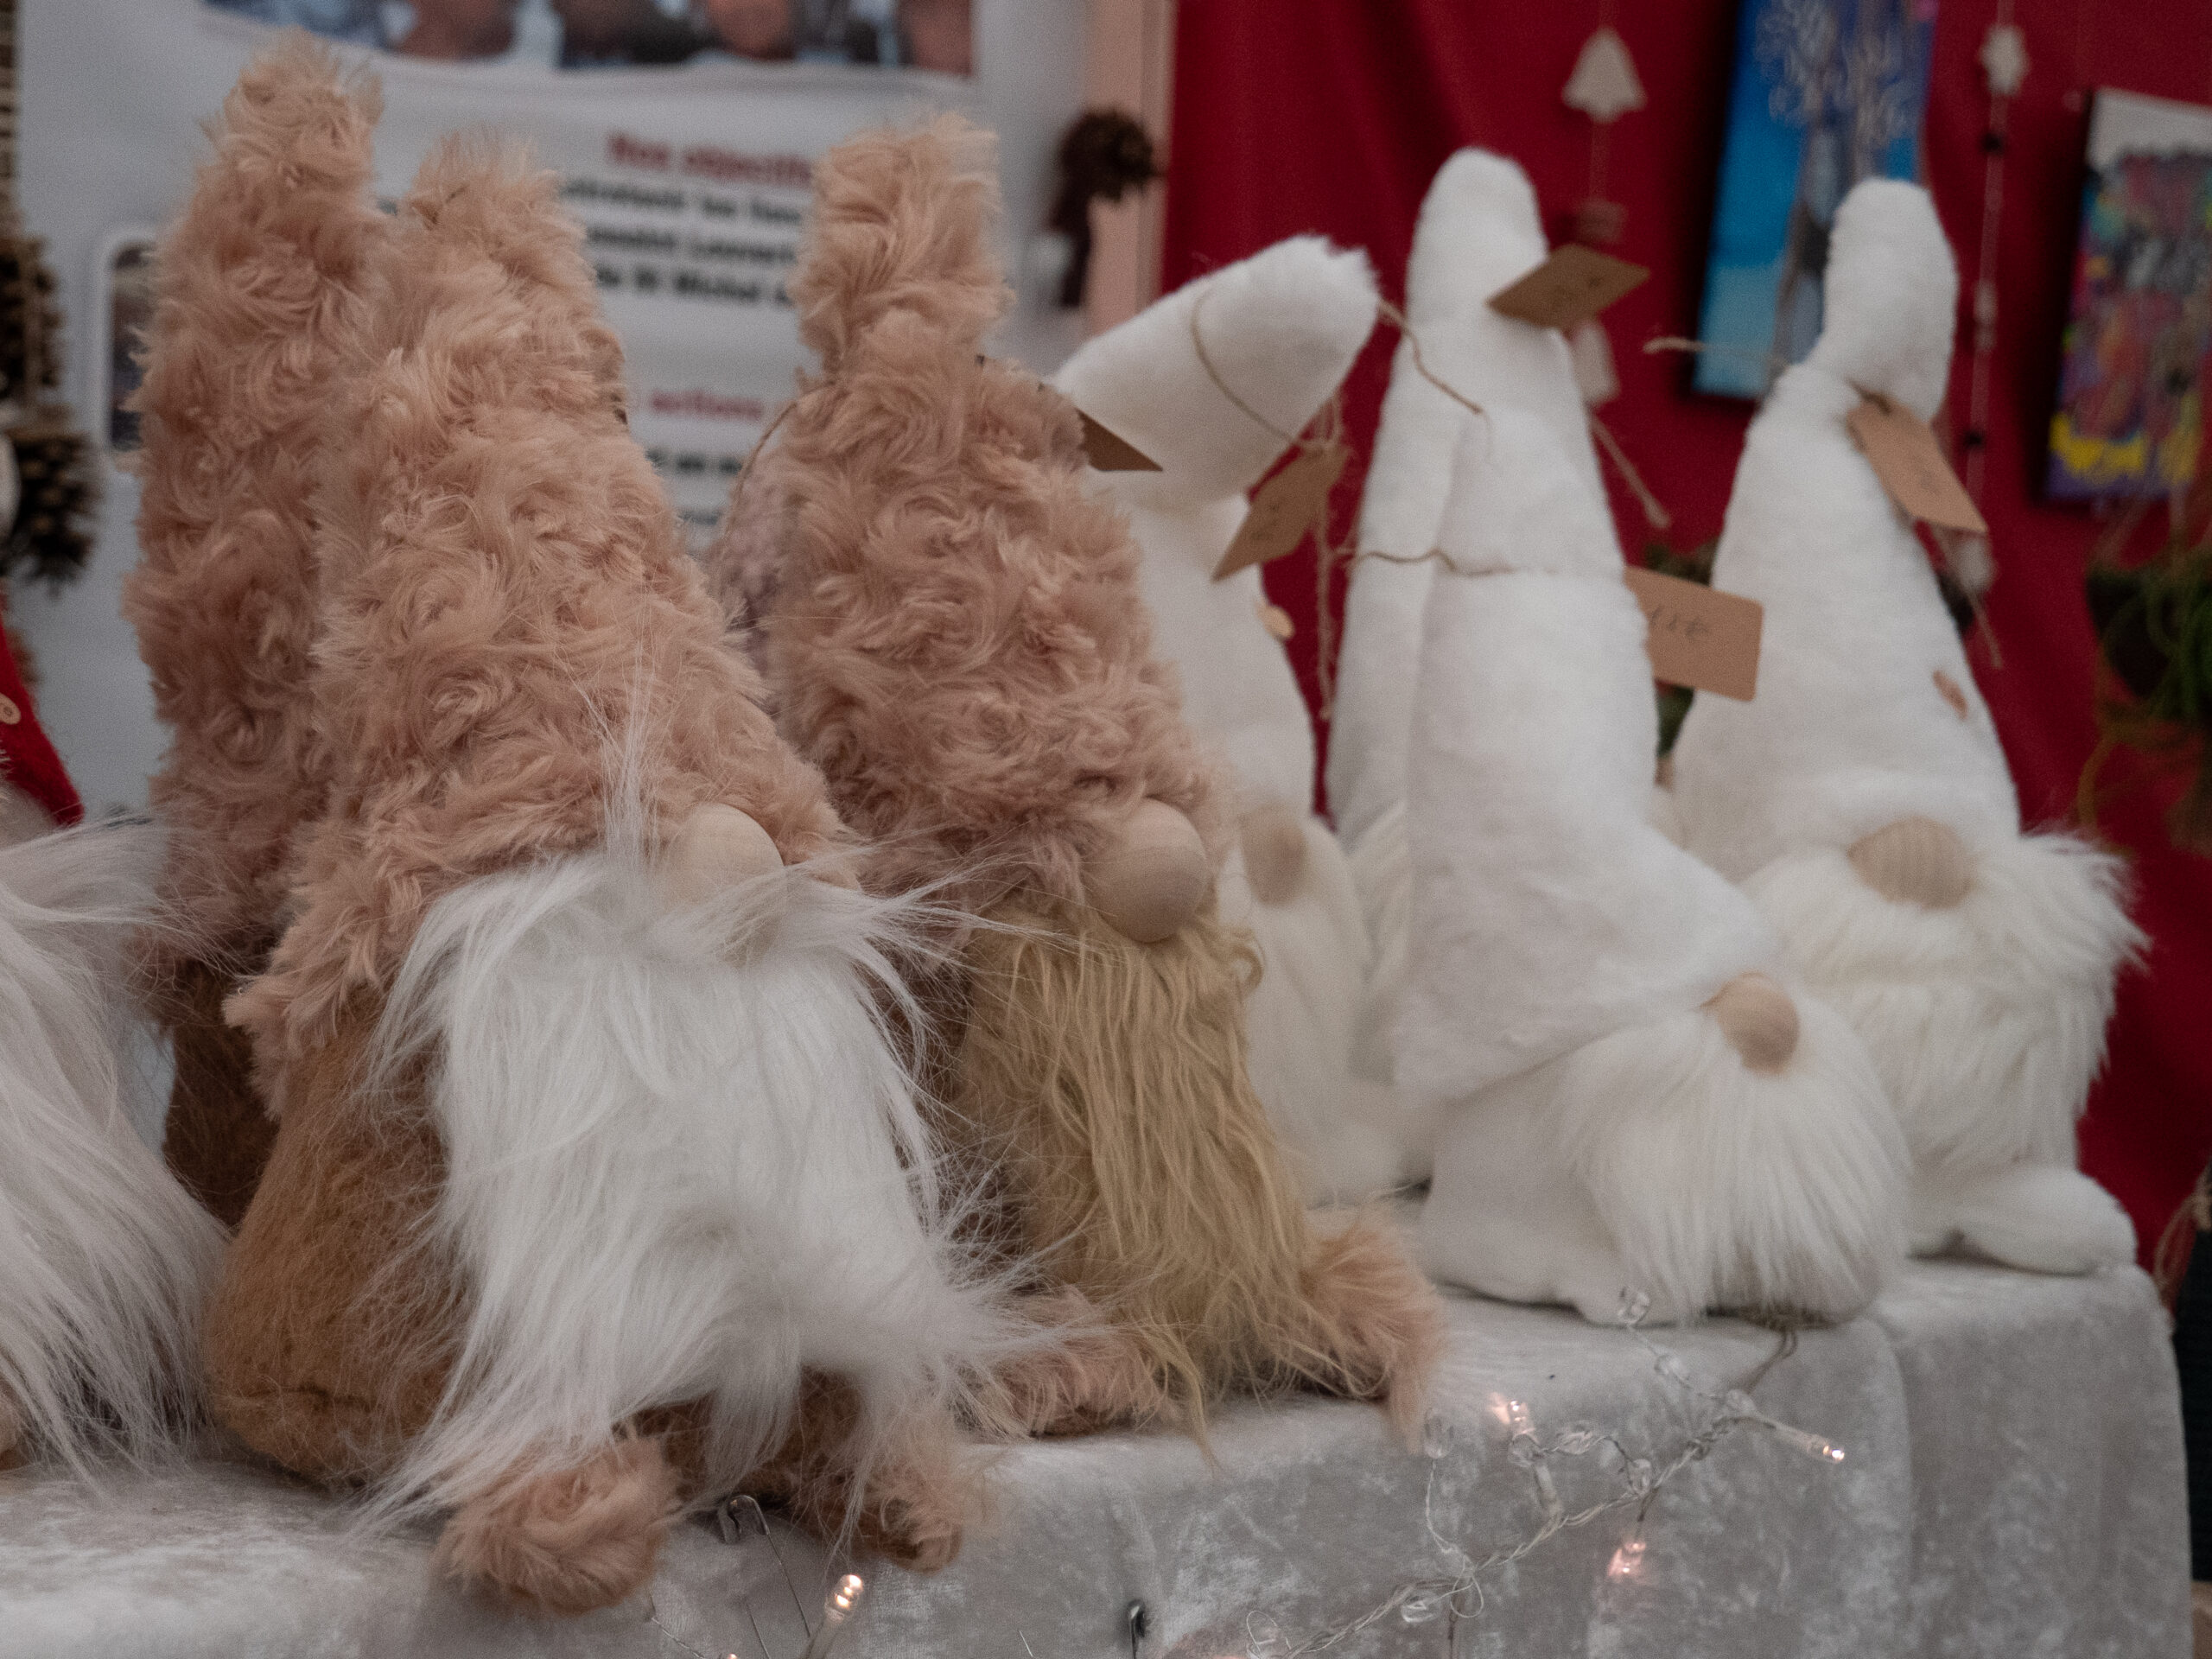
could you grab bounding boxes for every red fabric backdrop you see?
[1161,0,2212,1262]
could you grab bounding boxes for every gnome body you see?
[1406,403,1908,1325]
[139,51,1009,1612]
[1051,236,1400,1201]
[1332,152,1605,1161]
[719,118,1440,1436]
[1669,181,2140,1274]
[0,635,223,1471]
[124,40,385,1228]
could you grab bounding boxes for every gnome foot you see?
[986,1290,1173,1436]
[1911,1161,2135,1274]
[438,1438,678,1616]
[743,1374,972,1572]
[1295,1216,1448,1440]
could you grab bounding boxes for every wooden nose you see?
[1706,971,1799,1074]
[1847,815,1973,909]
[1084,798,1211,943]
[660,803,783,906]
[1239,800,1309,906]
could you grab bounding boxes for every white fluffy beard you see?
[368,838,1014,1522]
[0,823,225,1469]
[1424,989,1907,1325]
[1743,831,2141,1173]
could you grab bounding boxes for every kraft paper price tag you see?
[1212,444,1349,581]
[1845,395,1988,533]
[1079,409,1162,472]
[1622,566,1763,701]
[1487,245,1649,333]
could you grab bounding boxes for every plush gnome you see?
[124,36,384,1229]
[1049,236,1402,1202]
[712,116,1440,1437]
[1332,150,1606,1153]
[1408,408,1909,1322]
[0,623,223,1471]
[142,57,1010,1611]
[1669,181,2142,1274]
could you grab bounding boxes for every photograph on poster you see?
[2047,88,2212,501]
[1692,0,1937,397]
[201,0,974,73]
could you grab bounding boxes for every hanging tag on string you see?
[1213,443,1348,581]
[1845,394,1988,533]
[1078,409,1161,472]
[1623,567,1763,701]
[1488,245,1649,333]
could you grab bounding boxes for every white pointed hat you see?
[1669,180,2019,882]
[1053,235,1378,512]
[1396,411,1778,1101]
[1052,238,1378,811]
[1332,149,1601,848]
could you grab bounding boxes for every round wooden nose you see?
[1706,971,1799,1075]
[1239,800,1309,906]
[661,803,783,906]
[1847,815,1973,909]
[1084,798,1211,943]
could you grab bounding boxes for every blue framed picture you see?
[1693,0,1939,398]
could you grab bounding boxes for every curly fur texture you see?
[0,824,226,1471]
[724,115,1222,917]
[227,135,843,1103]
[435,1437,678,1617]
[720,116,1440,1436]
[124,36,387,1216]
[952,898,1438,1434]
[126,35,381,974]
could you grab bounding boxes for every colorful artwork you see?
[1693,0,1938,398]
[2047,91,2212,501]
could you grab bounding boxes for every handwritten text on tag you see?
[1622,567,1763,701]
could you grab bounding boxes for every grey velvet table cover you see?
[0,1261,2185,1659]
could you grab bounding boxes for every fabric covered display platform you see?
[0,1260,2183,1658]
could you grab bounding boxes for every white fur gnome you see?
[1052,236,1402,1200]
[1331,151,1605,1146]
[1406,392,1909,1324]
[0,818,225,1471]
[1669,180,2142,1274]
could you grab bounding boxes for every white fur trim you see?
[1745,835,2141,1172]
[1424,991,1907,1323]
[0,823,224,1469]
[370,837,1012,1518]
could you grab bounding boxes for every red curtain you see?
[1162,0,2212,1261]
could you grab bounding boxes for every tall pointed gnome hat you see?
[1670,181,2019,882]
[229,137,847,1078]
[1332,150,1602,849]
[1052,235,1378,810]
[1396,409,1782,1103]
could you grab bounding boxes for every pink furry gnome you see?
[713,116,1442,1438]
[165,102,1012,1609]
[124,35,385,1228]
